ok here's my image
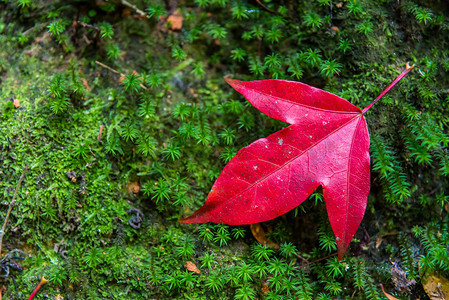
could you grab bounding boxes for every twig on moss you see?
[121,0,149,18]
[375,230,411,248]
[0,166,28,256]
[75,21,101,31]
[255,0,278,15]
[22,26,35,35]
[95,61,149,90]
[299,252,337,267]
[95,61,121,75]
[294,253,309,264]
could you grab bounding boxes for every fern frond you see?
[370,135,395,179]
[352,259,367,290]
[402,129,432,164]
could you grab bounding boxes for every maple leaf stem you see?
[362,63,414,115]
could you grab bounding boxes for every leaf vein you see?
[218,115,362,208]
[246,87,361,116]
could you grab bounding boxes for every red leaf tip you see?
[178,216,193,223]
[179,210,209,224]
[224,77,241,89]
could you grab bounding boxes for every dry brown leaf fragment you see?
[97,124,104,142]
[261,281,269,295]
[81,78,91,91]
[376,236,383,248]
[121,8,131,17]
[167,9,183,30]
[65,170,77,182]
[127,181,140,194]
[250,223,279,249]
[184,261,200,274]
[379,284,400,300]
[421,271,449,300]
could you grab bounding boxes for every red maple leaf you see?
[180,64,414,260]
